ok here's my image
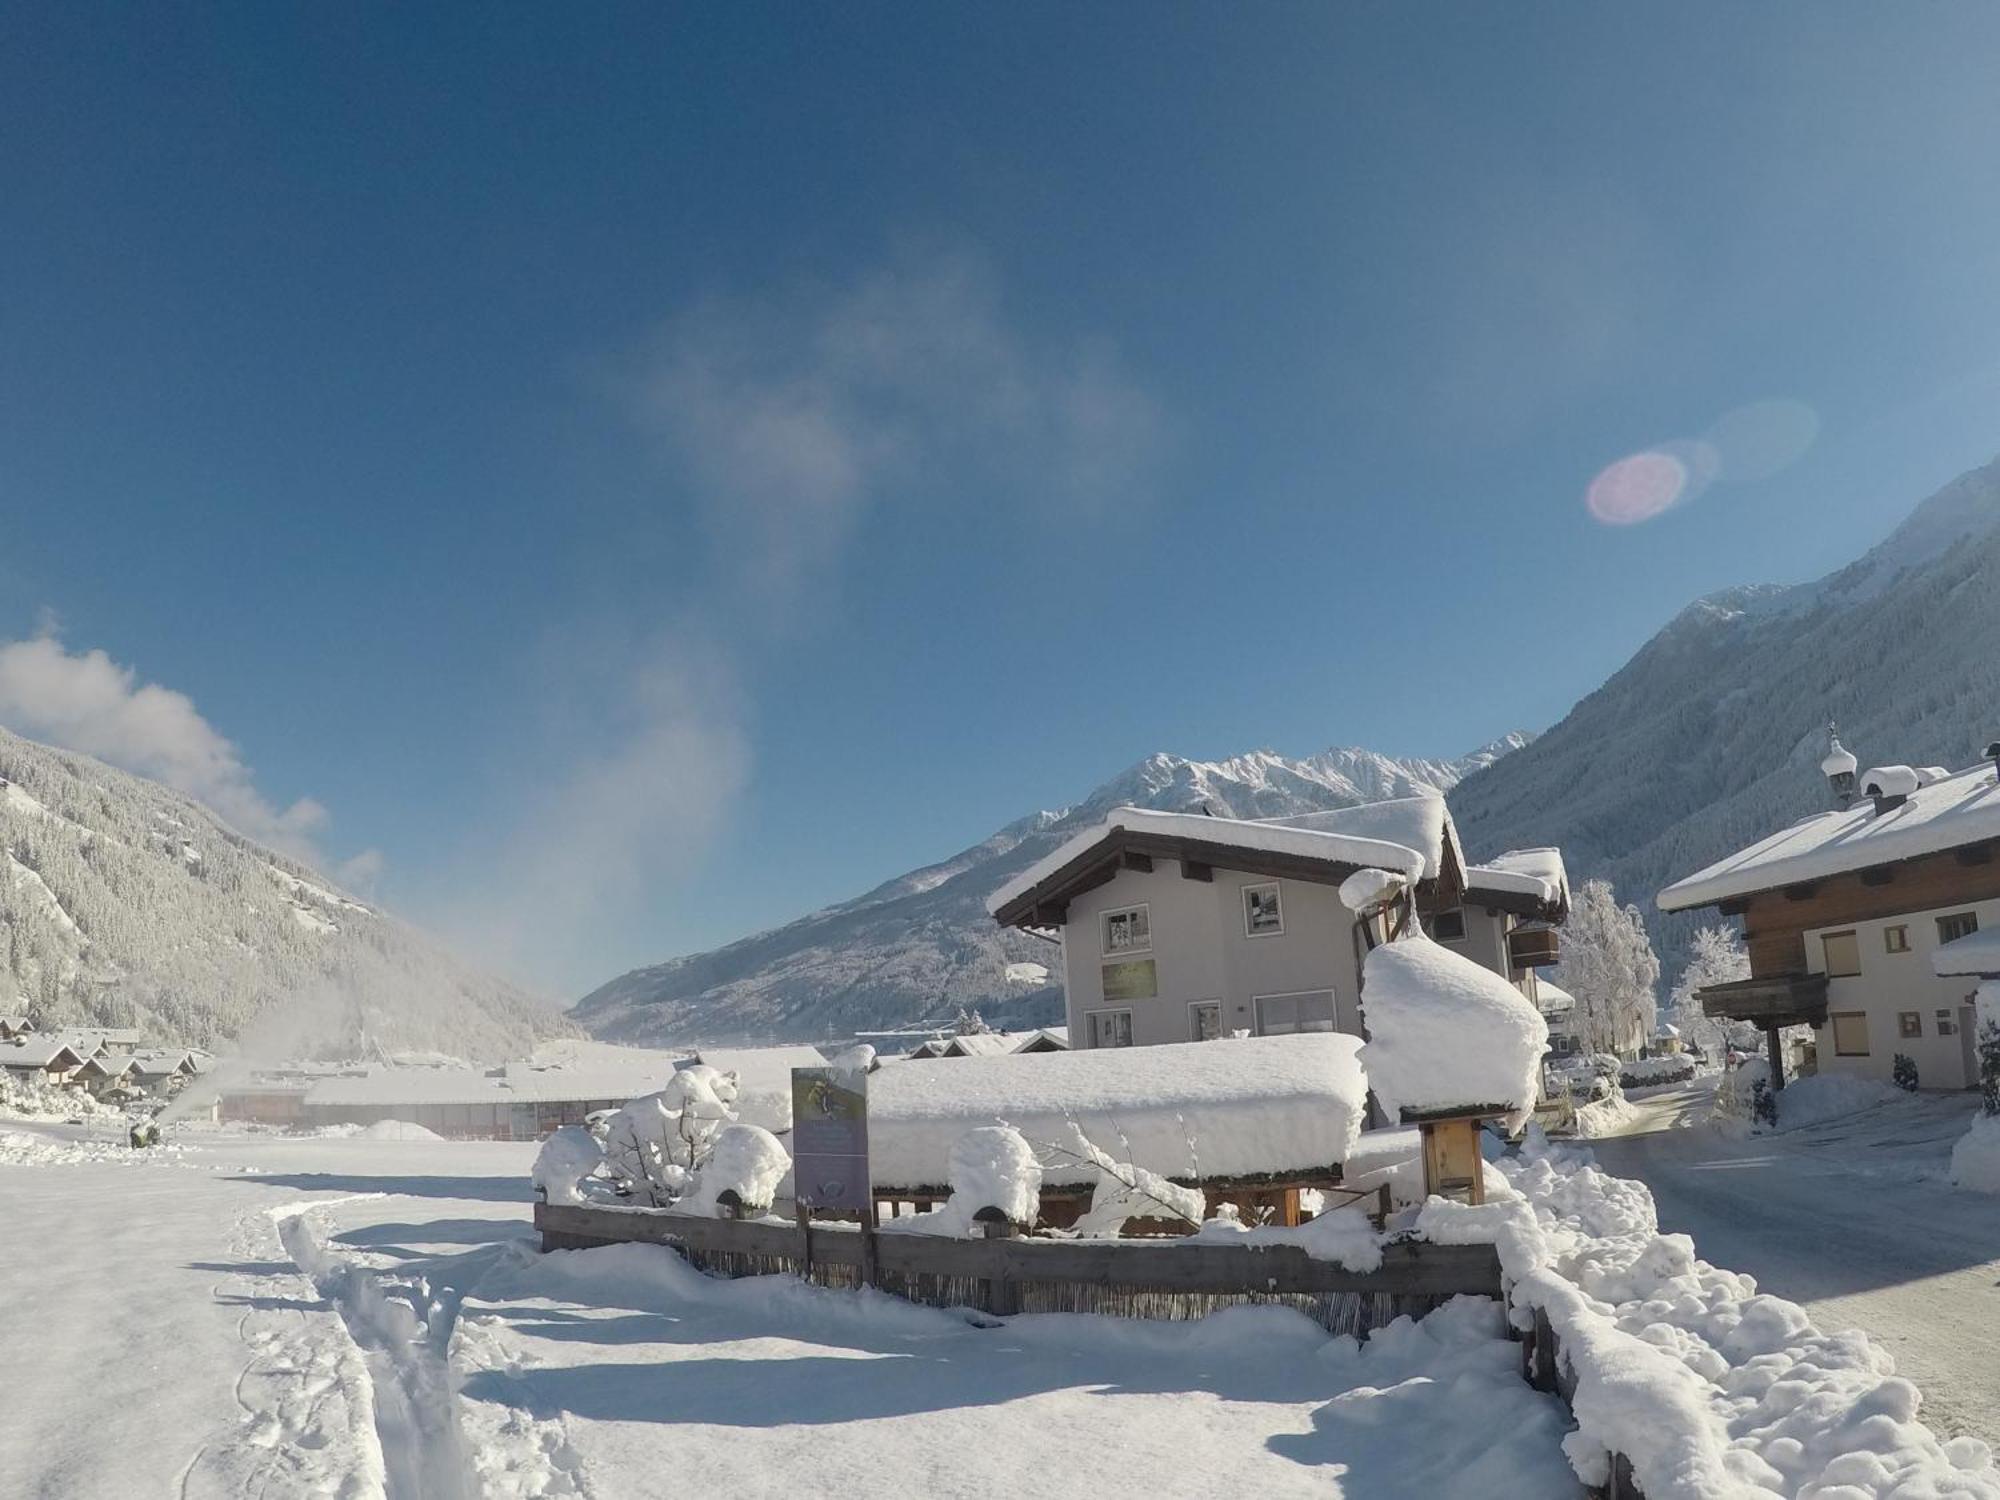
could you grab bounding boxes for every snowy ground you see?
[1593,1081,2000,1444]
[0,1118,1581,1498]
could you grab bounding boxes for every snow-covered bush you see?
[1360,930,1547,1132]
[0,1072,111,1120]
[1751,1076,1777,1128]
[881,1125,1045,1237]
[1619,1055,1695,1088]
[600,1066,742,1206]
[531,1124,607,1206]
[1950,984,2000,1193]
[1060,1122,1205,1236]
[676,1123,792,1218]
[1892,1053,1919,1092]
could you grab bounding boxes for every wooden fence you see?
[1522,1306,1644,1500]
[535,1200,1502,1335]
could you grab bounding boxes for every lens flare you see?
[1586,450,1686,525]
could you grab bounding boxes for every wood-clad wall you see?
[1742,845,2000,976]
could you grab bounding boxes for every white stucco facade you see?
[1800,898,1995,1091]
[1059,857,1541,1049]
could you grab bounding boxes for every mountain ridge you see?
[572,734,1532,1046]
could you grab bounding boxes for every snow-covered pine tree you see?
[1553,879,1662,1059]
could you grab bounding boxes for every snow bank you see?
[1417,1131,2000,1498]
[1950,1113,2000,1194]
[357,1119,441,1141]
[677,1123,792,1217]
[1770,1073,1901,1131]
[867,1033,1366,1190]
[1359,932,1547,1131]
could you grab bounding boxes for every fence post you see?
[973,1207,1020,1316]
[795,1205,815,1283]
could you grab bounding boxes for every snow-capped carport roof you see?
[987,806,1426,930]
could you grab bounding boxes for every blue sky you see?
[6,5,2000,995]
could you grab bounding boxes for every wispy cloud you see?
[633,247,1165,600]
[0,626,373,873]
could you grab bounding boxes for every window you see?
[1101,904,1150,957]
[1089,1009,1133,1049]
[1253,990,1337,1036]
[1830,1011,1870,1056]
[1884,925,1911,954]
[1242,883,1283,937]
[1898,1011,1923,1039]
[1190,1001,1222,1041]
[1937,912,1980,944]
[1936,1009,1959,1037]
[1430,907,1466,941]
[1821,930,1862,977]
[1100,958,1157,1001]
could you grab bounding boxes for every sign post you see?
[790,1063,874,1284]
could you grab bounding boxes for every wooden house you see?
[0,1035,92,1088]
[1659,732,2000,1091]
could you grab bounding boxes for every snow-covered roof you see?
[1358,933,1548,1132]
[302,1058,684,1109]
[938,1033,1016,1059]
[1012,1027,1070,1053]
[1534,978,1576,1016]
[1465,847,1570,916]
[1256,794,1457,881]
[129,1048,195,1075]
[988,805,1427,919]
[1932,928,2000,978]
[867,1033,1367,1189]
[1659,761,2000,912]
[0,1035,88,1069]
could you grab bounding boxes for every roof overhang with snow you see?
[1658,762,2000,914]
[987,806,1429,931]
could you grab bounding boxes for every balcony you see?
[1697,972,1829,1030]
[1507,926,1561,969]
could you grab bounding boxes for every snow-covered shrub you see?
[1979,983,2000,1118]
[0,1072,111,1120]
[1951,1114,2000,1195]
[1893,1053,1919,1092]
[1751,1076,1778,1128]
[1359,930,1547,1132]
[531,1124,606,1206]
[882,1125,1045,1237]
[1062,1122,1205,1236]
[676,1123,791,1218]
[600,1066,742,1206]
[1618,1055,1695,1088]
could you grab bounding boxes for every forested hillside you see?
[0,725,576,1058]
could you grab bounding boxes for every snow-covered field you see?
[0,1118,1579,1498]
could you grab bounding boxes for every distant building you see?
[987,797,1567,1050]
[1659,729,2000,1091]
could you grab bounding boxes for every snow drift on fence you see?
[1417,1132,2000,1499]
[1359,931,1547,1132]
[866,1033,1366,1190]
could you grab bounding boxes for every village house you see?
[1,1034,94,1088]
[986,796,1567,1050]
[1659,731,2000,1091]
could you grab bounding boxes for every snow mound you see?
[1951,1113,2000,1194]
[882,1125,1045,1237]
[1191,1203,1384,1271]
[357,1119,442,1141]
[1359,932,1547,1131]
[1772,1073,1901,1132]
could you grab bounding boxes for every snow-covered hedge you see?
[1418,1132,1999,1498]
[676,1124,791,1218]
[881,1125,1045,1238]
[1619,1055,1696,1088]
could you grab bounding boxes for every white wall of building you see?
[1800,897,1996,1091]
[1062,861,1364,1047]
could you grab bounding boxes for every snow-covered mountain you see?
[1449,454,2000,974]
[573,735,1531,1046]
[0,725,577,1058]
